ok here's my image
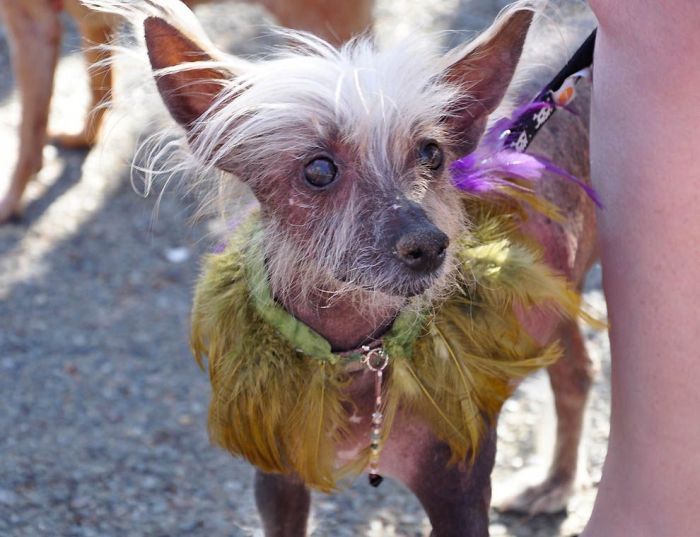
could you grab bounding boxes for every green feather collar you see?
[191,209,586,491]
[243,236,423,364]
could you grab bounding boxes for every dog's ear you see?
[144,17,230,128]
[443,8,534,151]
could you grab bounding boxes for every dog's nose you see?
[395,228,449,273]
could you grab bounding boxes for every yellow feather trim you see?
[191,204,592,490]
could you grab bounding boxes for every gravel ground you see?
[0,1,609,536]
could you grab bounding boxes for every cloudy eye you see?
[418,141,443,171]
[304,157,338,188]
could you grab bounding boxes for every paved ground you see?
[0,1,608,536]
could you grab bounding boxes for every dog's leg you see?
[501,319,595,514]
[0,0,61,223]
[260,0,374,46]
[52,8,113,149]
[406,428,496,537]
[254,471,311,537]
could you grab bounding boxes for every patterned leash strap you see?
[449,27,602,208]
[503,29,597,152]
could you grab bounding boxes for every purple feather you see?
[534,153,603,208]
[450,100,603,208]
[451,151,545,193]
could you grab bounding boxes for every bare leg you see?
[500,319,595,514]
[407,428,495,537]
[0,0,61,223]
[582,2,700,536]
[52,9,113,148]
[254,471,311,537]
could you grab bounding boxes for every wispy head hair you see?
[84,0,541,314]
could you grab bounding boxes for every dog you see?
[85,0,598,533]
[0,0,374,224]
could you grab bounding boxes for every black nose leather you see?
[395,228,449,273]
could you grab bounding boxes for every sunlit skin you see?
[583,1,700,535]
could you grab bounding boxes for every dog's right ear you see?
[144,17,230,128]
[442,8,534,152]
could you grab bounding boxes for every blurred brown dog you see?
[0,0,374,223]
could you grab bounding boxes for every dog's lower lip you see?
[334,270,437,297]
[403,285,428,297]
[382,270,440,297]
[403,277,435,296]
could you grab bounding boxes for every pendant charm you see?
[368,473,384,487]
[362,346,389,488]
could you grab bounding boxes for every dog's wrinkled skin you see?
[78,0,595,532]
[135,2,598,533]
[0,0,595,514]
[0,0,374,224]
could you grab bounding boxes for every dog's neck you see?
[278,288,401,352]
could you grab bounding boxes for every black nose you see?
[395,228,449,273]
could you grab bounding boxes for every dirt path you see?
[0,1,608,535]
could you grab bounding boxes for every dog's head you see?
[143,5,533,308]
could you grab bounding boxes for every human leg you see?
[583,2,700,535]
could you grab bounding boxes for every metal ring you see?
[362,348,389,371]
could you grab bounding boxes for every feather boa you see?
[190,197,590,492]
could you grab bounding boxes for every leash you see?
[450,28,602,207]
[503,29,597,152]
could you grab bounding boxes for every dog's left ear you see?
[443,8,534,151]
[144,17,234,129]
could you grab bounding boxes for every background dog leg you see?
[501,319,596,514]
[254,471,311,537]
[260,0,374,46]
[51,18,113,149]
[406,428,496,537]
[0,0,61,223]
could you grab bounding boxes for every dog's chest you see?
[334,366,437,484]
[334,368,375,463]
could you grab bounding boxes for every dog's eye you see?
[418,141,443,171]
[304,157,338,188]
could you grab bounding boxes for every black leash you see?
[503,29,597,151]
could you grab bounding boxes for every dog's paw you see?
[494,475,574,515]
[49,130,96,150]
[0,194,22,225]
